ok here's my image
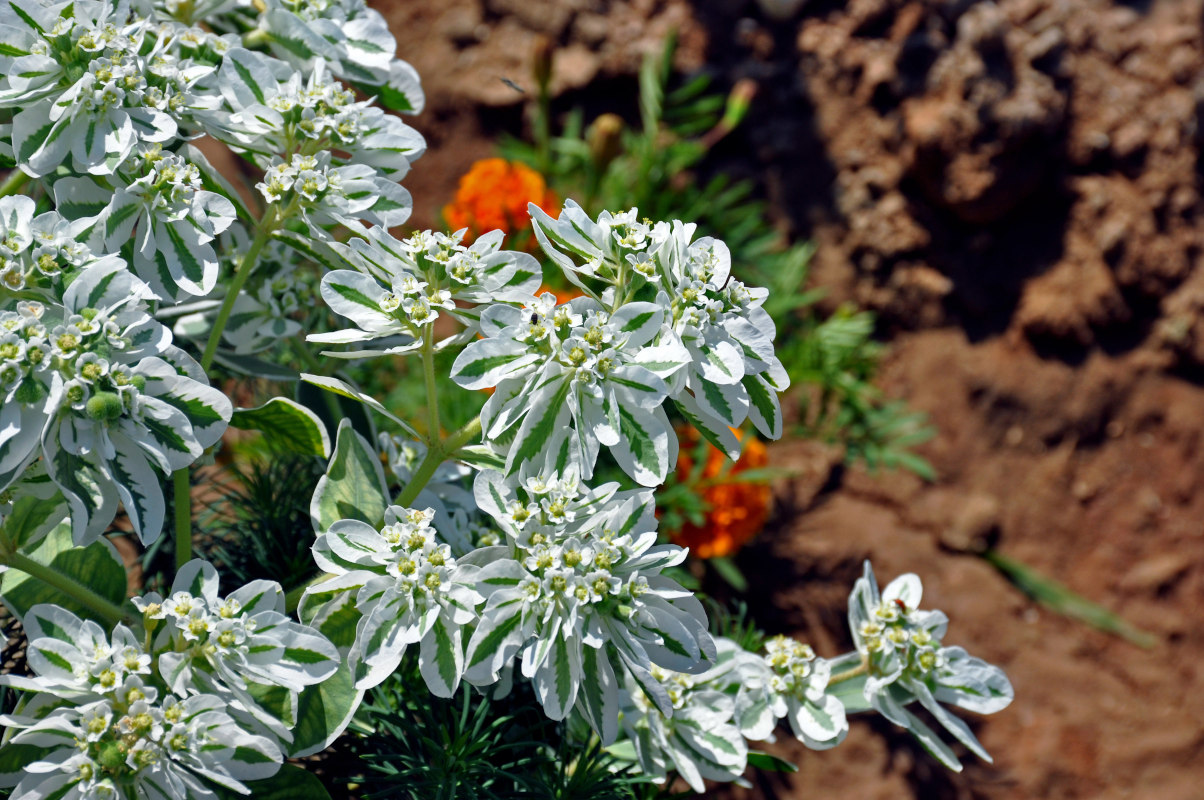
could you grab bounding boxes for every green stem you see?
[172,469,192,569]
[392,416,482,509]
[7,551,130,626]
[0,169,30,199]
[828,657,869,686]
[201,212,278,372]
[421,325,440,445]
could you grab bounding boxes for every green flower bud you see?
[85,391,124,421]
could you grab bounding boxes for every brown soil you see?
[375,1,1204,798]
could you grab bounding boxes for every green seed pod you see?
[85,391,124,422]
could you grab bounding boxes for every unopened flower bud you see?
[85,391,124,422]
[588,114,624,172]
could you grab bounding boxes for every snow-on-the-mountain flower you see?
[0,258,231,544]
[203,48,425,177]
[133,560,339,740]
[528,200,789,458]
[761,635,848,749]
[312,226,540,357]
[255,150,411,231]
[0,604,284,800]
[0,0,216,177]
[254,0,425,114]
[846,562,1014,771]
[56,146,237,299]
[0,196,105,302]
[618,664,749,793]
[462,470,715,740]
[451,292,687,485]
[301,506,484,696]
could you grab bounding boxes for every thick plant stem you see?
[392,416,482,509]
[172,469,192,570]
[0,169,30,198]
[828,658,869,686]
[200,213,278,372]
[7,551,130,626]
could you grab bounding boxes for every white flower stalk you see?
[204,48,425,176]
[618,664,749,793]
[0,258,231,543]
[528,200,789,458]
[761,635,848,749]
[452,291,686,486]
[55,146,238,299]
[255,150,411,231]
[302,506,484,697]
[312,227,540,357]
[0,0,216,177]
[0,605,283,799]
[133,560,338,735]
[462,470,715,740]
[846,562,1014,771]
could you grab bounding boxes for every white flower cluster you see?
[312,227,540,357]
[303,506,483,697]
[0,229,230,544]
[0,601,294,799]
[135,560,340,740]
[847,563,1014,771]
[449,200,789,488]
[203,49,424,178]
[1,0,220,177]
[463,469,714,737]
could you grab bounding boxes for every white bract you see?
[0,605,282,800]
[56,146,237,299]
[529,200,789,457]
[302,506,483,697]
[847,563,1014,770]
[0,1,217,178]
[619,665,748,793]
[462,469,715,741]
[761,635,848,749]
[313,227,540,357]
[134,560,339,741]
[0,255,230,544]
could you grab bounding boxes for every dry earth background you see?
[386,1,1203,797]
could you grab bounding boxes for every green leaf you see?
[2,491,68,551]
[213,765,332,800]
[708,556,748,592]
[0,522,127,624]
[983,549,1158,648]
[311,419,389,532]
[0,743,56,783]
[288,662,363,758]
[747,750,798,773]
[231,397,331,459]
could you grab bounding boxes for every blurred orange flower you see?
[538,284,583,304]
[670,429,771,559]
[443,158,559,244]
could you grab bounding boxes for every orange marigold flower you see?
[670,428,771,559]
[442,158,559,244]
